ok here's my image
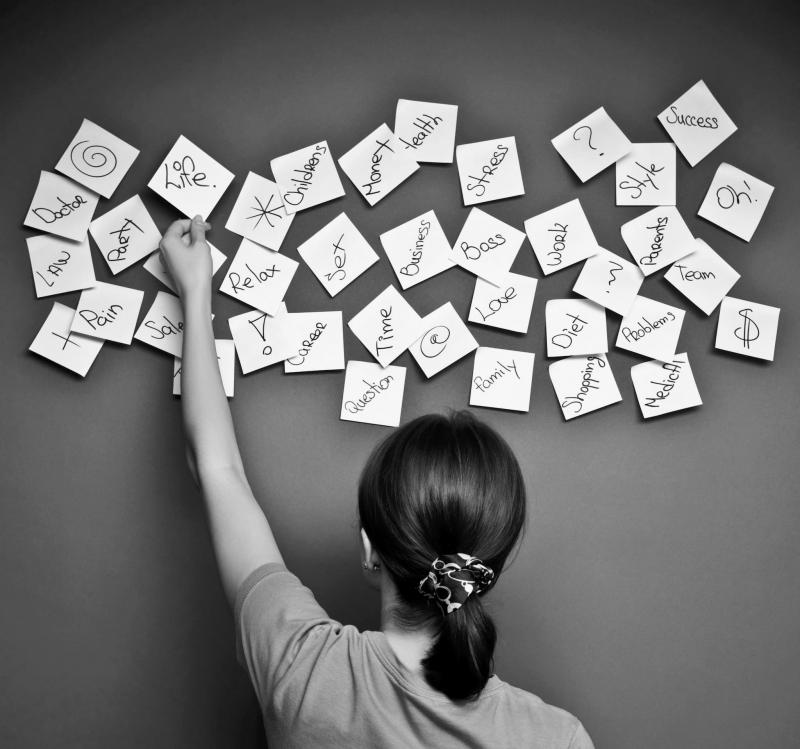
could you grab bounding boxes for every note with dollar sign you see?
[715,296,780,361]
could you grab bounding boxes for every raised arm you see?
[159,216,284,605]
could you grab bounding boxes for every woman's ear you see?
[360,528,380,568]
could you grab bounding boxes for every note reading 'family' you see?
[470,346,534,413]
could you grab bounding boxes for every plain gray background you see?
[2,1,798,747]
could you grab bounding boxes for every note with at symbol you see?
[715,296,779,361]
[409,302,478,379]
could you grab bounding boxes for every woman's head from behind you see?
[358,411,526,701]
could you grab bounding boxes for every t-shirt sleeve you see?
[566,721,595,749]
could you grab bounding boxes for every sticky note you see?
[664,238,740,315]
[134,290,187,356]
[657,80,737,167]
[697,163,774,242]
[341,360,406,428]
[470,347,535,412]
[270,141,344,214]
[142,242,227,294]
[283,311,345,373]
[147,135,234,220]
[298,212,379,297]
[615,143,676,206]
[551,107,631,182]
[24,171,98,241]
[621,205,694,276]
[219,239,298,315]
[29,302,104,377]
[631,353,702,418]
[27,234,95,298]
[616,296,685,361]
[89,195,161,274]
[546,299,607,358]
[450,208,526,284]
[409,302,478,378]
[380,210,454,290]
[468,271,537,334]
[55,118,139,198]
[224,171,294,250]
[228,303,294,374]
[70,281,144,344]
[456,136,524,205]
[348,285,423,367]
[394,99,458,163]
[715,296,779,361]
[524,198,599,275]
[572,248,643,316]
[173,339,235,398]
[549,354,622,420]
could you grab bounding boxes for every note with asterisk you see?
[225,171,294,251]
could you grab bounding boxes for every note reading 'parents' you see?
[621,205,694,276]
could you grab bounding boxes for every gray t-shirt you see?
[235,563,594,749]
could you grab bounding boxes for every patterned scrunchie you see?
[418,553,495,615]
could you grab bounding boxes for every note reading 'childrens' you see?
[270,141,345,215]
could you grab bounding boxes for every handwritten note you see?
[340,360,406,428]
[621,205,694,276]
[134,290,187,357]
[615,143,676,206]
[664,238,740,315]
[228,303,293,374]
[298,212,379,297]
[29,302,104,377]
[615,295,685,361]
[173,339,235,398]
[572,247,643,316]
[55,118,139,198]
[468,271,537,334]
[224,171,294,250]
[715,296,780,361]
[470,346,535,412]
[70,281,144,345]
[283,311,345,373]
[380,210,454,290]
[142,242,227,295]
[545,299,607,358]
[524,198,599,275]
[147,135,234,220]
[219,239,298,315]
[27,235,95,298]
[409,302,478,379]
[450,208,526,284]
[631,353,702,418]
[89,195,161,275]
[24,171,98,241]
[657,80,737,167]
[348,285,423,367]
[394,99,458,163]
[270,141,345,214]
[455,136,524,205]
[551,107,631,183]
[549,354,622,420]
[697,163,774,242]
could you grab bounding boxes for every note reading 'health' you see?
[89,195,161,275]
[340,360,407,428]
[549,354,622,421]
[270,141,345,215]
[470,347,535,413]
[631,353,702,418]
[224,171,294,251]
[24,171,99,242]
[450,208,526,284]
[455,136,524,206]
[27,234,96,298]
[70,281,144,345]
[174,339,235,398]
[394,99,458,163]
[409,302,478,379]
[283,311,345,373]
[524,198,599,275]
[468,271,538,334]
[142,242,227,294]
[134,290,188,357]
[615,143,676,206]
[29,302,104,377]
[616,295,685,361]
[715,296,780,362]
[572,247,643,316]
[545,299,608,358]
[228,303,293,375]
[621,205,694,276]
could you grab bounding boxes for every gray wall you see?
[2,1,798,747]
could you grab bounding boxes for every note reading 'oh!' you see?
[29,302,104,377]
[664,238,740,315]
[89,195,161,275]
[394,99,458,163]
[450,208,526,284]
[524,198,599,275]
[173,339,235,398]
[545,299,608,358]
[621,205,694,276]
[340,360,407,428]
[27,234,96,298]
[409,302,478,379]
[631,353,702,418]
[572,248,643,316]
[228,303,294,375]
[134,290,188,357]
[142,242,227,295]
[225,171,294,251]
[615,143,676,206]
[470,347,535,413]
[271,141,344,215]
[468,271,537,334]
[456,136,524,206]
[549,354,622,421]
[24,171,99,242]
[715,296,780,362]
[616,295,685,361]
[283,311,345,373]
[70,281,144,345]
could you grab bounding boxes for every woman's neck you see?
[379,571,436,673]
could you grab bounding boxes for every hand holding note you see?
[158,217,213,300]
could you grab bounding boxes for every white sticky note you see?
[456,136,524,205]
[70,281,144,345]
[664,238,740,315]
[173,339,235,398]
[142,242,227,294]
[697,163,774,242]
[551,107,631,183]
[615,143,676,206]
[283,311,345,373]
[219,239,298,315]
[572,248,643,316]
[134,291,187,356]
[621,205,694,276]
[616,296,685,361]
[470,347,535,412]
[394,99,458,163]
[715,296,780,362]
[228,303,294,374]
[147,135,234,220]
[450,208,526,284]
[524,198,599,275]
[657,80,737,167]
[24,171,99,241]
[27,235,95,298]
[54,119,140,198]
[631,353,702,418]
[89,195,161,274]
[298,212,379,297]
[549,354,622,421]
[224,171,294,250]
[341,360,406,427]
[380,210,454,290]
[409,302,478,378]
[270,141,345,214]
[468,272,537,334]
[348,285,423,367]
[546,299,608,358]
[29,302,104,377]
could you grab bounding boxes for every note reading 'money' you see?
[224,171,294,251]
[89,195,161,275]
[572,248,643,316]
[409,302,478,379]
[134,290,188,357]
[270,141,345,215]
[615,143,676,206]
[621,205,694,276]
[631,353,702,419]
[29,302,104,377]
[450,208,526,284]
[524,198,599,275]
[456,136,524,206]
[174,339,235,398]
[616,295,685,361]
[283,311,345,374]
[24,171,99,242]
[27,235,96,298]
[394,99,458,163]
[340,360,407,428]
[70,281,145,345]
[228,303,294,375]
[470,347,535,413]
[715,296,780,362]
[143,242,227,295]
[468,271,538,335]
[548,354,622,421]
[545,299,608,358]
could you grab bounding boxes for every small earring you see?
[362,561,369,570]
[372,562,380,572]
